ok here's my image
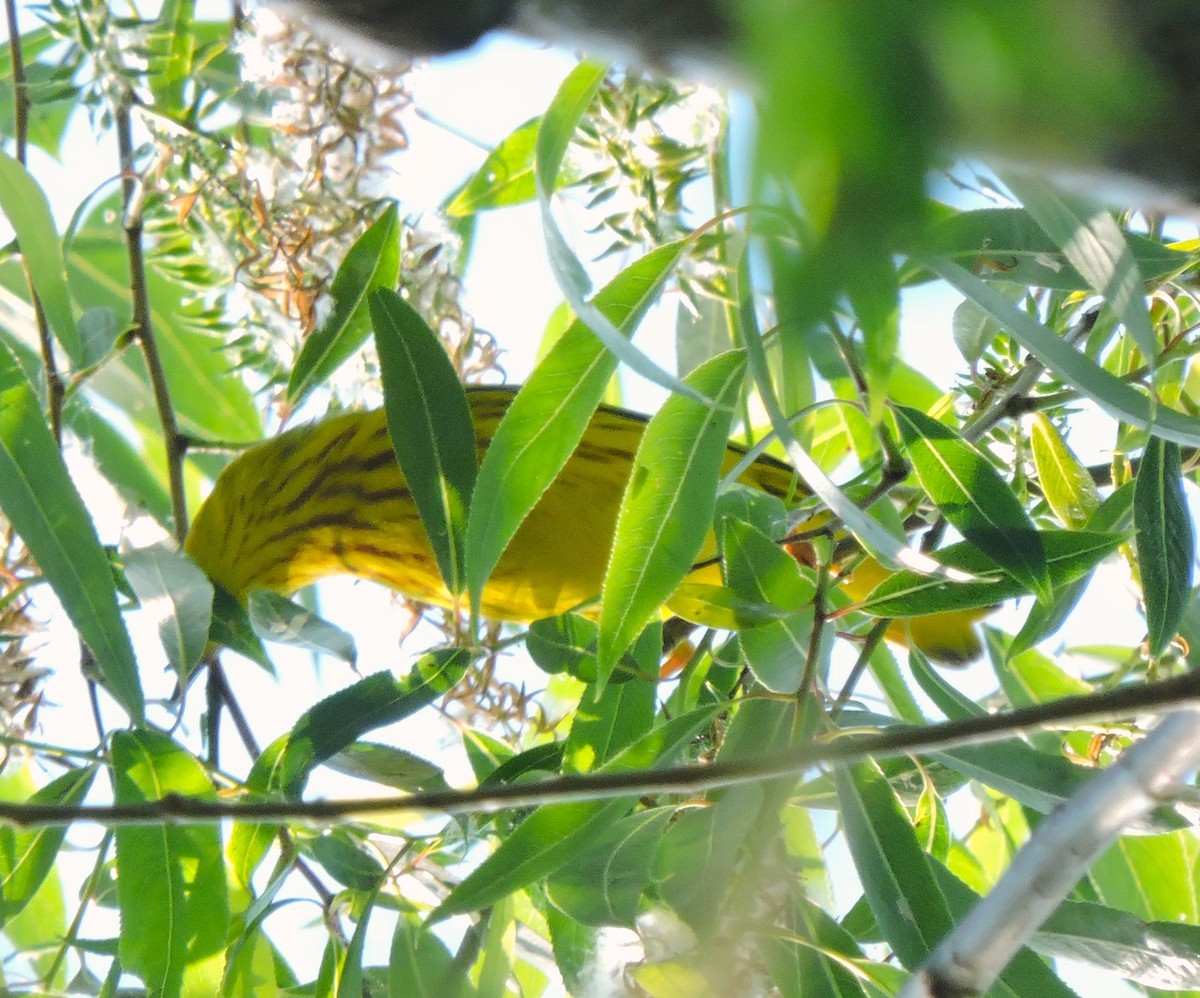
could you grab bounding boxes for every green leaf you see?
[525,613,600,678]
[721,518,819,693]
[123,541,213,682]
[436,704,721,918]
[1030,414,1100,530]
[113,730,229,998]
[0,767,96,923]
[928,859,1083,998]
[1091,832,1200,924]
[665,581,795,631]
[304,832,384,891]
[926,258,1200,447]
[1134,437,1193,656]
[465,240,686,618]
[563,678,656,773]
[0,150,81,365]
[834,761,954,968]
[447,117,539,216]
[147,0,196,112]
[761,897,869,998]
[65,401,173,528]
[915,208,1191,290]
[857,530,1124,617]
[895,404,1050,602]
[287,203,401,405]
[738,257,960,585]
[536,60,702,403]
[373,288,478,596]
[1034,898,1200,990]
[598,350,745,685]
[246,589,357,667]
[1000,174,1155,362]
[0,349,142,722]
[324,742,442,792]
[272,650,469,796]
[545,808,674,927]
[208,582,272,672]
[389,911,473,998]
[66,212,261,442]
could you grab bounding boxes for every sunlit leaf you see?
[447,117,539,215]
[246,589,356,667]
[895,404,1050,602]
[113,730,228,997]
[287,203,401,405]
[374,288,477,595]
[0,150,81,364]
[0,349,142,722]
[465,241,685,618]
[124,541,213,681]
[1134,437,1193,656]
[598,350,745,685]
[1030,413,1100,530]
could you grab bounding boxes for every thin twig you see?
[115,94,189,540]
[4,670,1200,829]
[3,0,27,164]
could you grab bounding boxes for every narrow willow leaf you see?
[847,259,900,423]
[1091,833,1200,924]
[598,351,745,685]
[0,767,95,922]
[324,742,442,792]
[272,650,469,796]
[536,60,701,402]
[834,761,954,967]
[389,911,461,998]
[915,208,1191,290]
[66,209,262,442]
[763,897,870,998]
[447,117,539,215]
[722,518,818,693]
[373,288,477,595]
[246,589,356,667]
[545,808,673,927]
[113,730,229,998]
[666,581,793,630]
[1134,438,1194,655]
[895,404,1050,602]
[1002,173,1155,363]
[66,401,172,527]
[435,705,720,918]
[738,257,973,585]
[465,240,686,618]
[927,258,1200,447]
[1034,898,1200,990]
[564,679,655,773]
[306,832,384,891]
[858,530,1123,617]
[928,860,1084,998]
[123,541,213,681]
[0,150,81,364]
[147,0,195,112]
[0,350,142,722]
[1030,414,1100,530]
[288,202,401,404]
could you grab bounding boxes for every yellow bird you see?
[185,386,986,663]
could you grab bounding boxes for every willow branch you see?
[5,670,1200,830]
[115,95,189,540]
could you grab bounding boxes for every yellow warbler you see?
[186,386,986,663]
